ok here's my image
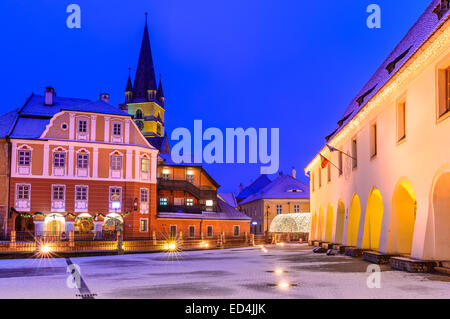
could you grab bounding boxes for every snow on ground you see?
[0,244,448,299]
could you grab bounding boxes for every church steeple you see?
[156,74,165,106]
[133,13,157,100]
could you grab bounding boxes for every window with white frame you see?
[294,204,300,213]
[276,204,282,215]
[53,151,66,176]
[186,198,194,206]
[141,157,149,180]
[51,185,65,212]
[207,225,213,237]
[140,219,148,232]
[111,122,123,143]
[74,185,88,212]
[15,184,30,211]
[140,188,149,214]
[109,187,122,212]
[77,118,89,140]
[76,152,89,177]
[205,199,214,212]
[17,148,31,175]
[188,225,195,238]
[233,225,240,237]
[159,197,168,206]
[110,153,122,178]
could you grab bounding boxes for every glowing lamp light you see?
[40,245,52,254]
[164,241,177,251]
[162,168,170,175]
[274,268,284,275]
[277,281,290,289]
[252,221,258,225]
[200,242,209,248]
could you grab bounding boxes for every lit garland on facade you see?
[305,21,450,174]
[15,210,132,220]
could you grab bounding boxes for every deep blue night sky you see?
[0,0,430,192]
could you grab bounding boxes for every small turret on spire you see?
[157,73,165,106]
[125,67,133,103]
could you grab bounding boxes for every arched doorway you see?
[75,214,94,234]
[347,194,361,247]
[362,188,384,251]
[335,200,345,244]
[431,172,450,260]
[388,180,416,256]
[318,207,324,241]
[325,203,334,242]
[44,213,66,236]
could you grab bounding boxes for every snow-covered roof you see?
[158,198,251,221]
[218,192,238,208]
[0,109,19,138]
[239,174,310,205]
[21,94,130,117]
[236,175,272,201]
[3,93,131,140]
[324,1,450,143]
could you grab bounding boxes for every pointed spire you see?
[157,73,164,99]
[126,68,133,91]
[133,12,157,99]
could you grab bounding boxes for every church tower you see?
[120,13,168,152]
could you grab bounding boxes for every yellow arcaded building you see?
[305,1,450,270]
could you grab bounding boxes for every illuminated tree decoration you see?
[269,213,311,233]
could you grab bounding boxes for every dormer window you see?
[110,152,123,179]
[17,146,31,175]
[77,118,89,141]
[287,189,303,193]
[135,109,143,119]
[53,149,66,176]
[111,121,123,143]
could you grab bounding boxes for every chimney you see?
[100,93,110,103]
[291,167,297,179]
[44,87,55,106]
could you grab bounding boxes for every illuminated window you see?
[186,198,194,206]
[352,138,358,169]
[141,158,149,173]
[109,187,122,212]
[438,67,450,118]
[159,197,168,206]
[370,123,377,157]
[186,172,195,184]
[140,219,148,232]
[397,101,406,141]
[162,168,170,180]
